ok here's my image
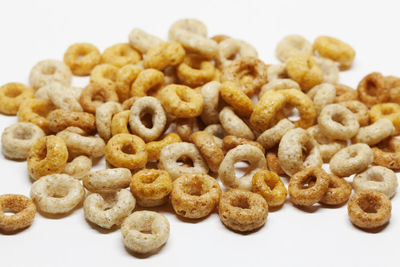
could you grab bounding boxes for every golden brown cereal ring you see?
[385,75,400,103]
[121,96,140,110]
[334,84,358,103]
[96,102,122,141]
[84,189,135,229]
[370,103,400,134]
[286,53,323,91]
[30,174,84,214]
[177,54,215,87]
[0,194,36,232]
[222,135,265,155]
[102,43,141,68]
[17,98,55,133]
[79,82,119,114]
[29,59,72,90]
[56,127,105,158]
[0,83,34,115]
[222,56,268,96]
[372,137,400,170]
[307,83,336,114]
[220,81,254,118]
[347,190,391,229]
[105,133,147,170]
[90,64,118,89]
[338,100,369,126]
[353,166,398,198]
[218,189,268,232]
[116,64,142,101]
[121,210,170,254]
[219,144,267,191]
[48,109,96,133]
[200,81,221,125]
[176,118,201,142]
[27,135,68,180]
[217,38,258,67]
[63,155,92,180]
[329,144,373,177]
[357,72,390,107]
[266,151,285,176]
[143,41,185,70]
[131,69,165,97]
[63,43,101,76]
[319,174,352,205]
[256,119,295,149]
[219,107,254,140]
[288,167,330,206]
[158,84,203,118]
[313,36,355,70]
[158,142,209,180]
[275,34,312,62]
[252,170,287,207]
[352,119,395,146]
[1,122,45,160]
[171,173,221,218]
[146,133,182,162]
[314,57,339,84]
[83,168,131,193]
[111,110,131,136]
[278,128,322,176]
[190,131,224,173]
[259,79,301,99]
[129,28,163,54]
[318,104,359,140]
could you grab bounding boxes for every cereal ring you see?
[259,78,301,98]
[158,84,203,118]
[348,190,391,229]
[29,59,72,90]
[143,41,185,70]
[318,104,359,140]
[278,128,322,176]
[131,69,165,97]
[334,84,358,103]
[352,119,395,146]
[252,170,287,207]
[220,81,254,118]
[171,173,221,218]
[158,142,209,180]
[84,189,136,229]
[111,110,131,135]
[63,155,92,180]
[116,64,142,101]
[256,119,295,149]
[369,103,400,134]
[219,144,266,191]
[357,72,389,107]
[286,53,323,91]
[353,166,398,198]
[79,82,118,114]
[306,125,346,163]
[338,100,369,126]
[63,43,101,76]
[30,174,84,214]
[218,189,268,232]
[1,122,45,160]
[0,194,36,232]
[101,43,141,68]
[105,134,147,170]
[146,133,182,162]
[129,96,166,142]
[0,83,34,115]
[219,107,254,140]
[385,75,400,103]
[314,57,339,84]
[47,83,83,112]
[200,81,221,125]
[307,83,336,114]
[329,144,373,177]
[56,127,105,158]
[96,102,122,141]
[176,118,201,142]
[372,137,400,170]
[288,167,330,206]
[275,34,312,62]
[48,109,96,133]
[27,135,68,180]
[313,36,355,70]
[129,28,163,54]
[190,131,224,173]
[266,151,285,176]
[121,210,170,254]
[90,64,118,89]
[177,54,215,87]
[121,96,140,111]
[222,135,264,154]
[319,174,352,206]
[211,34,230,43]
[17,98,55,133]
[35,83,82,101]
[221,56,268,96]
[217,38,258,67]
[83,168,132,193]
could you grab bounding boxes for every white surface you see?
[0,0,399,266]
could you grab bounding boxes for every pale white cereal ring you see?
[30,174,84,214]
[129,96,166,142]
[121,210,169,254]
[219,107,254,140]
[267,64,289,81]
[96,102,122,141]
[35,84,81,101]
[47,82,83,112]
[29,59,72,90]
[352,119,395,146]
[204,123,225,147]
[128,28,163,54]
[84,189,136,229]
[1,122,45,160]
[256,119,295,149]
[307,83,336,114]
[217,38,258,67]
[259,79,300,98]
[329,144,373,177]
[63,155,92,180]
[82,168,132,193]
[353,166,398,198]
[218,144,267,191]
[275,35,312,62]
[200,81,221,125]
[314,56,339,84]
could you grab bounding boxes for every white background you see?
[0,0,399,266]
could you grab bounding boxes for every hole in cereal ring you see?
[5,89,22,98]
[140,110,154,128]
[37,145,48,161]
[358,196,379,214]
[177,155,193,167]
[13,128,33,140]
[301,175,316,189]
[50,186,69,198]
[121,143,136,154]
[140,174,158,184]
[366,81,377,96]
[234,161,251,178]
[231,195,250,209]
[183,178,205,196]
[332,113,344,125]
[368,173,384,182]
[3,208,17,216]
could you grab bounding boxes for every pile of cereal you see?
[0,18,398,254]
